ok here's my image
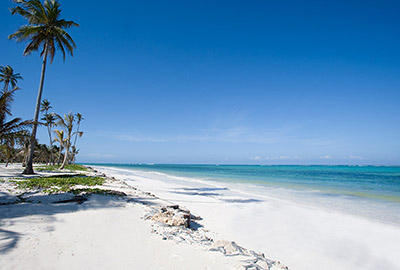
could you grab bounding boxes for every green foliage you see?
[9,0,80,63]
[71,188,126,196]
[0,87,31,141]
[0,65,23,92]
[14,175,104,193]
[36,164,88,171]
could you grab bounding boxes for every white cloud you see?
[319,155,332,159]
[251,155,301,161]
[348,155,364,160]
[112,126,284,144]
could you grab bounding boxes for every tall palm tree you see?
[40,99,53,164]
[0,65,23,93]
[55,113,76,169]
[73,112,83,147]
[41,113,55,164]
[53,129,66,165]
[9,0,79,174]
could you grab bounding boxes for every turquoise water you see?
[88,164,400,204]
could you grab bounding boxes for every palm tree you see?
[0,88,31,166]
[55,113,76,169]
[0,65,23,93]
[41,113,55,164]
[73,113,83,147]
[9,0,79,174]
[70,145,79,164]
[0,88,31,143]
[0,141,16,167]
[15,130,31,166]
[34,143,51,164]
[40,99,54,164]
[40,99,52,114]
[53,129,66,165]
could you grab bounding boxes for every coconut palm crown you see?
[0,65,23,92]
[9,0,79,63]
[40,99,52,114]
[9,0,79,174]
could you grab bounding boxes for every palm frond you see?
[9,0,79,63]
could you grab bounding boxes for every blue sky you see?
[1,0,399,165]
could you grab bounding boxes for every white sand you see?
[0,164,244,270]
[92,165,400,270]
[1,195,241,270]
[4,163,399,270]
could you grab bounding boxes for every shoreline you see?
[90,164,400,270]
[0,163,288,270]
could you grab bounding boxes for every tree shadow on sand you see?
[0,228,20,254]
[0,193,128,254]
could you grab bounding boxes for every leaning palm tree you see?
[55,113,76,169]
[0,65,23,93]
[9,0,79,174]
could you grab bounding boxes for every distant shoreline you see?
[82,162,400,167]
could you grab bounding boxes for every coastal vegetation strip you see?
[12,175,104,193]
[36,164,88,172]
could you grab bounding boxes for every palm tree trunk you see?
[47,125,52,165]
[60,142,69,169]
[23,45,48,174]
[73,122,80,147]
[57,147,63,165]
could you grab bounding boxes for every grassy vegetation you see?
[14,175,104,194]
[36,164,88,172]
[71,188,126,196]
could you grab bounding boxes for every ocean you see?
[89,164,400,224]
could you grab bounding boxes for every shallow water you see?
[88,164,400,224]
[90,164,400,270]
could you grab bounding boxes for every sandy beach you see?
[2,163,400,270]
[0,164,287,270]
[91,165,400,270]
